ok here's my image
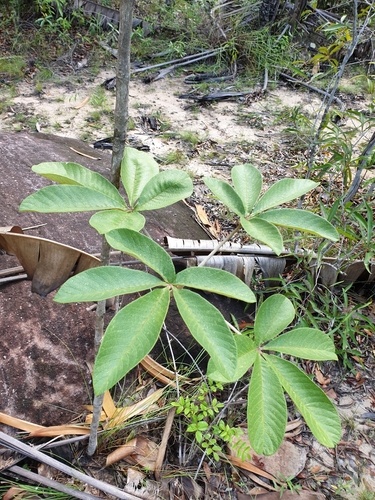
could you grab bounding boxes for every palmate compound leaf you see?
[173,288,237,381]
[254,294,295,345]
[252,179,318,214]
[135,170,193,211]
[203,177,245,217]
[89,210,145,234]
[207,335,256,382]
[247,353,287,455]
[19,185,127,213]
[240,216,284,255]
[264,328,338,361]
[121,147,159,206]
[105,229,176,282]
[174,267,256,303]
[266,354,341,448]
[231,164,262,216]
[31,161,125,204]
[93,288,170,395]
[54,267,164,303]
[257,209,339,241]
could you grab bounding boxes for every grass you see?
[0,55,26,80]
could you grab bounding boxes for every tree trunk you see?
[87,0,135,457]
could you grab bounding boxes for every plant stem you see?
[197,224,241,267]
[87,0,135,457]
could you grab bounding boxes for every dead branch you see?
[279,72,345,110]
[0,431,143,500]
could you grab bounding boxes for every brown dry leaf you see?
[74,96,90,109]
[29,425,90,437]
[249,492,325,499]
[314,367,330,387]
[0,231,100,296]
[85,387,165,427]
[0,412,45,433]
[195,204,211,226]
[140,354,193,387]
[2,487,33,500]
[229,430,307,480]
[102,390,117,418]
[106,436,158,470]
[324,388,337,400]
[226,455,277,483]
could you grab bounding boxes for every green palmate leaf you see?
[93,288,170,394]
[264,328,338,361]
[89,210,145,234]
[31,161,125,205]
[19,185,126,213]
[240,216,284,255]
[247,353,286,455]
[253,179,318,214]
[207,335,256,382]
[175,267,256,303]
[257,209,339,241]
[231,164,262,216]
[266,355,341,447]
[173,288,237,380]
[203,177,245,217]
[105,228,176,282]
[54,267,164,303]
[136,170,193,211]
[254,294,295,345]
[121,147,159,206]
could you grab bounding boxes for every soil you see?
[0,51,375,499]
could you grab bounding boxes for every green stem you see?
[197,224,241,268]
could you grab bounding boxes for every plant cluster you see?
[21,147,341,456]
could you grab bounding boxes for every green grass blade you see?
[106,229,176,282]
[264,328,338,361]
[173,288,237,380]
[175,267,256,302]
[267,355,341,447]
[93,288,170,394]
[54,267,164,303]
[248,353,286,455]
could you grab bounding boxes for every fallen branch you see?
[279,72,345,110]
[0,431,143,500]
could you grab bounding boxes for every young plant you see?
[20,156,341,456]
[202,163,339,255]
[20,147,193,235]
[207,294,341,455]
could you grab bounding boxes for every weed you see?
[358,490,375,500]
[90,86,108,108]
[160,149,188,165]
[0,56,26,80]
[171,379,249,463]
